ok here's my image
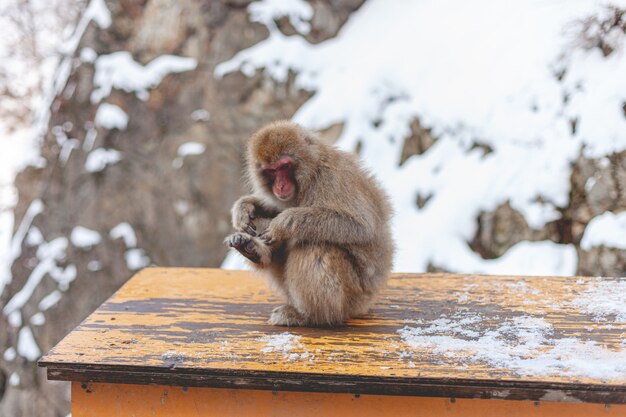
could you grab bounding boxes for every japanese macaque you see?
[226,121,394,327]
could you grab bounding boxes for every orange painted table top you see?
[39,268,626,403]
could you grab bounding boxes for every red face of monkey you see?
[262,156,295,201]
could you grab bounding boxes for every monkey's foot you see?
[226,233,271,265]
[269,305,304,327]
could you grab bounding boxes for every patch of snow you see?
[70,226,102,249]
[162,350,185,362]
[0,199,44,293]
[3,347,16,361]
[91,51,197,103]
[580,211,626,250]
[85,148,121,172]
[86,0,112,28]
[59,138,80,166]
[3,237,68,316]
[83,127,97,151]
[80,47,98,63]
[17,326,41,361]
[95,103,129,130]
[399,314,626,379]
[60,0,111,57]
[25,227,44,247]
[87,260,103,271]
[110,222,137,248]
[470,241,577,277]
[249,0,313,35]
[173,142,206,168]
[217,0,626,276]
[190,109,210,121]
[9,372,20,387]
[259,332,301,354]
[125,248,150,270]
[8,311,22,327]
[173,200,190,216]
[177,142,206,157]
[30,312,46,326]
[572,279,626,322]
[38,290,63,311]
[50,264,77,291]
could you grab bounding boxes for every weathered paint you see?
[40,268,626,402]
[72,382,625,417]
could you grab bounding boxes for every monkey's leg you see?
[225,233,272,265]
[271,244,362,327]
[268,305,305,326]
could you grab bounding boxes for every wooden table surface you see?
[39,268,626,403]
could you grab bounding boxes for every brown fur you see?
[226,120,394,326]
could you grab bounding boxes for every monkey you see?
[225,120,394,327]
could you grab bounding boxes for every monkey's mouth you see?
[273,180,295,201]
[274,189,295,201]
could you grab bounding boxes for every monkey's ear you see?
[301,131,317,145]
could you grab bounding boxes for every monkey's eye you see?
[278,163,290,171]
[264,169,277,178]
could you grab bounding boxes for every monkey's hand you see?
[231,196,259,236]
[258,219,286,247]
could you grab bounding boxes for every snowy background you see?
[220,0,626,276]
[1,0,626,415]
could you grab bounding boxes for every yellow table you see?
[40,268,626,416]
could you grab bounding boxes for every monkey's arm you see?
[263,207,375,245]
[231,195,281,235]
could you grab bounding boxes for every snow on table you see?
[40,268,626,404]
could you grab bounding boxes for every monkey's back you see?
[312,144,395,295]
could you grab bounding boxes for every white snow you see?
[259,332,302,354]
[80,47,98,63]
[109,222,137,248]
[248,0,314,35]
[85,148,122,172]
[109,223,149,269]
[91,51,197,103]
[17,326,41,361]
[177,142,206,157]
[30,312,46,326]
[59,0,111,58]
[0,199,44,293]
[70,226,102,249]
[3,347,16,361]
[87,260,103,271]
[9,372,20,387]
[580,211,626,250]
[3,237,68,316]
[8,311,22,327]
[470,241,577,277]
[125,248,150,270]
[83,127,98,151]
[38,290,63,311]
[25,226,44,247]
[217,0,626,276]
[95,103,129,130]
[572,279,626,322]
[173,142,206,168]
[190,109,210,122]
[50,264,77,291]
[398,313,626,379]
[0,0,114,297]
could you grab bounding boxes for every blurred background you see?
[1,0,625,415]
